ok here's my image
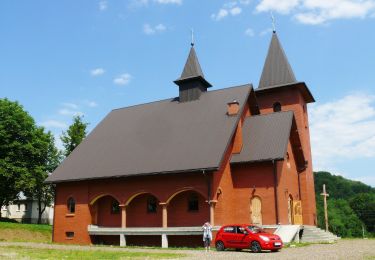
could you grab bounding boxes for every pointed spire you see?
[258,32,297,89]
[177,46,205,81]
[174,43,212,102]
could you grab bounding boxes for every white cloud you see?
[99,1,108,11]
[155,0,182,4]
[58,109,84,117]
[85,101,98,108]
[113,73,132,85]
[40,120,67,129]
[211,1,250,21]
[211,9,229,21]
[62,103,78,109]
[256,0,375,24]
[256,0,300,14]
[245,28,255,36]
[90,68,105,76]
[310,93,375,170]
[230,6,242,15]
[143,23,167,35]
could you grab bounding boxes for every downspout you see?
[272,160,279,224]
[203,170,211,221]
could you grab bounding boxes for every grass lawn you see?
[0,222,52,243]
[0,246,185,259]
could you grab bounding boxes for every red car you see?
[215,224,283,253]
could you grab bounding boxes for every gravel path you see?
[1,239,374,259]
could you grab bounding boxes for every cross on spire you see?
[191,28,194,47]
[271,11,276,33]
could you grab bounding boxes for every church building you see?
[46,31,317,247]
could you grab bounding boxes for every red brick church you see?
[46,31,317,247]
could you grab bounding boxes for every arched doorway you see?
[288,195,293,224]
[126,193,162,227]
[90,195,121,227]
[250,196,262,225]
[167,190,209,227]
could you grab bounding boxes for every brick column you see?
[209,200,217,226]
[119,204,127,228]
[159,202,168,228]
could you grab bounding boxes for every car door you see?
[235,226,248,248]
[221,226,237,248]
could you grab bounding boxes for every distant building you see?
[47,31,317,247]
[0,193,54,224]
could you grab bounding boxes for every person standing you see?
[202,222,213,252]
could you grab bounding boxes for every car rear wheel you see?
[216,241,225,251]
[250,241,262,253]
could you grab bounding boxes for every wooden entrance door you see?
[288,195,293,224]
[250,197,262,225]
[293,200,303,225]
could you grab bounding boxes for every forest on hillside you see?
[314,171,375,237]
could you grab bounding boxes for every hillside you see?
[314,171,375,237]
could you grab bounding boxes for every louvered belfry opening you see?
[174,46,212,102]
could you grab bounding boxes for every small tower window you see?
[273,102,282,112]
[188,194,199,211]
[147,196,157,213]
[111,200,120,214]
[67,197,75,214]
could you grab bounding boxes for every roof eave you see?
[255,82,315,103]
[45,166,219,184]
[174,75,212,88]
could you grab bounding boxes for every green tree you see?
[349,193,375,233]
[20,130,62,223]
[61,115,88,157]
[0,99,37,209]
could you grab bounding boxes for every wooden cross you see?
[320,184,329,232]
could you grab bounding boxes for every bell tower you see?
[255,31,317,225]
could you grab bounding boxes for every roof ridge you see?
[112,84,253,112]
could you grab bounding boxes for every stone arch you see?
[125,191,161,206]
[166,187,207,204]
[89,193,121,206]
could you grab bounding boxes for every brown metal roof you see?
[231,111,294,164]
[46,85,251,183]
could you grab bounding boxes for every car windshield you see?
[247,226,264,233]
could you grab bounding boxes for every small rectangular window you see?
[24,203,28,211]
[17,204,21,211]
[66,232,74,238]
[147,197,157,213]
[188,194,199,212]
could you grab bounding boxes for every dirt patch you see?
[0,229,51,243]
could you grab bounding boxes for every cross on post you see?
[320,184,329,232]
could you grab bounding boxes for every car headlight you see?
[259,235,270,242]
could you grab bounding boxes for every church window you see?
[273,102,282,112]
[147,196,157,213]
[111,200,120,214]
[67,197,75,213]
[188,194,199,211]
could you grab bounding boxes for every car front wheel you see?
[250,241,262,253]
[216,241,225,251]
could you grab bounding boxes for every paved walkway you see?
[1,239,374,259]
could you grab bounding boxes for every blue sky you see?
[1,1,375,187]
